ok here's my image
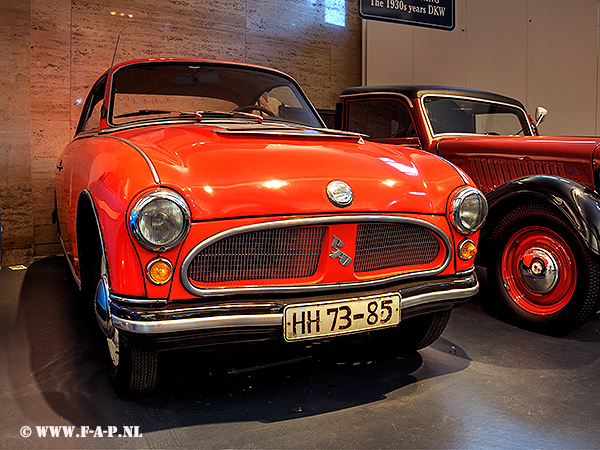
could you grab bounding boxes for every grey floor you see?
[1,256,599,449]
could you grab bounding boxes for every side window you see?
[346,99,415,139]
[77,76,107,134]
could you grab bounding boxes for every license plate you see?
[283,293,401,341]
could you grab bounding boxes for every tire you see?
[106,329,159,398]
[487,203,600,335]
[78,205,158,397]
[372,310,452,352]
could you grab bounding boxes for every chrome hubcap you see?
[518,247,559,294]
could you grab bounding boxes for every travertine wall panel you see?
[0,0,33,264]
[0,0,361,265]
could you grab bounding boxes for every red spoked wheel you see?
[488,204,600,335]
[501,226,576,315]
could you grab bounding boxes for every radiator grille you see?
[354,223,441,273]
[188,226,326,283]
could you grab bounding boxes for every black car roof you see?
[340,85,526,110]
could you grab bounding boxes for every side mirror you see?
[534,106,548,127]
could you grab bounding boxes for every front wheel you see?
[371,310,452,352]
[487,204,600,335]
[106,328,159,397]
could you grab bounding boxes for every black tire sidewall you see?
[488,205,593,334]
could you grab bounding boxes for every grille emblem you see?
[329,236,352,267]
[327,180,353,207]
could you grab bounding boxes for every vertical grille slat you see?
[354,223,440,273]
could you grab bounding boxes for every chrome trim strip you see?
[103,136,160,184]
[401,283,479,309]
[340,92,414,108]
[110,293,167,305]
[420,94,534,137]
[110,282,477,335]
[80,189,110,282]
[113,313,283,334]
[59,235,81,288]
[180,215,453,296]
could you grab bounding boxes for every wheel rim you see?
[501,226,576,315]
[107,328,120,367]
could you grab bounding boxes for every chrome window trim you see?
[180,215,453,296]
[420,93,534,137]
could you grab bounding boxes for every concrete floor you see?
[1,256,599,449]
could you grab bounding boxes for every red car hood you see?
[436,135,600,189]
[114,123,467,220]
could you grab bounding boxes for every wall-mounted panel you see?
[364,0,600,137]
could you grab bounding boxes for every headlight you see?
[130,190,190,251]
[450,187,487,234]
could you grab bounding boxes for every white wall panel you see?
[527,0,598,136]
[364,0,600,136]
[412,0,467,87]
[466,0,527,102]
[364,20,414,85]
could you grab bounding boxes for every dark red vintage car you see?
[54,60,486,396]
[337,85,600,335]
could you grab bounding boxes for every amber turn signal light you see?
[146,258,173,285]
[458,239,477,260]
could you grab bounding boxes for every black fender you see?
[480,175,600,257]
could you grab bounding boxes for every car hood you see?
[436,135,600,189]
[113,123,467,220]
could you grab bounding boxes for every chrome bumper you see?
[98,270,477,346]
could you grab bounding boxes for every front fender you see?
[484,175,600,255]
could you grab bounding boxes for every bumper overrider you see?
[95,270,478,351]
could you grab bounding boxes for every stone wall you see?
[0,0,362,265]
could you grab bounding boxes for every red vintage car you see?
[54,59,486,396]
[337,85,600,335]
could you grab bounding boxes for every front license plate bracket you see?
[283,293,401,342]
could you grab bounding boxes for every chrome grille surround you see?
[180,215,452,296]
[355,223,441,273]
[187,226,326,283]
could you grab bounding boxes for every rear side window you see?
[346,99,415,139]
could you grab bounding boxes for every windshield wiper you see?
[114,109,174,119]
[179,110,264,123]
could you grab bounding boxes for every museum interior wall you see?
[0,0,361,265]
[363,0,600,137]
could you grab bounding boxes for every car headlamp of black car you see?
[450,186,488,234]
[130,190,190,251]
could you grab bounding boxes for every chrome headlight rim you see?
[130,190,191,251]
[451,186,488,235]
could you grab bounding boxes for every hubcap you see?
[501,226,576,315]
[107,328,120,367]
[518,247,559,294]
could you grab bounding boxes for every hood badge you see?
[329,236,352,267]
[327,180,353,207]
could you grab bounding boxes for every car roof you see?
[340,85,526,110]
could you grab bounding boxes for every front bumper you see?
[98,270,478,351]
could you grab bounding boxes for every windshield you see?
[423,96,532,136]
[109,62,323,128]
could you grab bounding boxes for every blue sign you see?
[358,0,455,31]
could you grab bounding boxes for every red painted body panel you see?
[435,135,600,193]
[112,124,462,218]
[56,136,159,295]
[56,61,479,302]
